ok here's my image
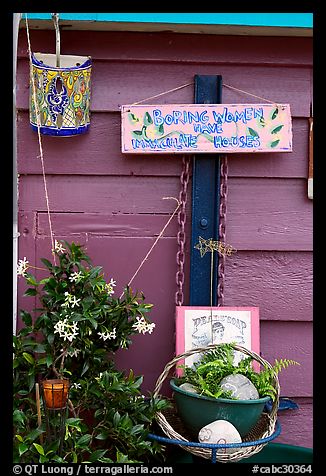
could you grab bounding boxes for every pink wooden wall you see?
[16,29,313,448]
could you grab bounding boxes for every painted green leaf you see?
[271,125,284,134]
[132,130,143,136]
[248,127,259,137]
[270,139,280,148]
[200,133,214,142]
[258,117,266,127]
[144,112,153,125]
[128,112,139,123]
[158,124,164,135]
[271,107,279,120]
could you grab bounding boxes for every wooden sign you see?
[121,104,292,154]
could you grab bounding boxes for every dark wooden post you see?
[189,75,222,305]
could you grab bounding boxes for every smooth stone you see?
[179,382,199,394]
[220,374,259,400]
[198,419,242,455]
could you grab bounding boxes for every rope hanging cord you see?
[125,81,279,108]
[24,13,56,264]
[51,13,61,67]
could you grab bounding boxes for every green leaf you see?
[158,124,164,134]
[24,288,38,296]
[81,361,90,376]
[23,352,35,365]
[271,107,279,120]
[90,449,108,462]
[25,275,39,286]
[13,410,26,424]
[258,116,266,127]
[34,344,46,353]
[15,434,24,442]
[132,130,143,136]
[271,125,284,134]
[95,431,109,440]
[113,411,121,427]
[72,451,78,463]
[76,434,92,448]
[33,443,45,455]
[247,127,259,137]
[46,355,53,367]
[144,112,153,125]
[21,311,32,326]
[40,258,53,269]
[128,112,139,123]
[18,443,28,456]
[270,139,280,148]
[47,333,55,345]
[66,418,82,428]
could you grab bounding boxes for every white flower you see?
[17,257,29,277]
[71,383,81,389]
[105,278,117,296]
[61,292,81,308]
[53,240,66,253]
[132,316,156,335]
[60,347,81,358]
[68,348,81,358]
[95,372,103,382]
[54,319,79,342]
[70,296,81,308]
[98,328,117,341]
[69,271,83,283]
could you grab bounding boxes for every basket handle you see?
[153,343,280,418]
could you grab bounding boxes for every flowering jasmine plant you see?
[13,240,168,463]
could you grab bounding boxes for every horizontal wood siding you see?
[16,29,312,448]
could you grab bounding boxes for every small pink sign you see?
[175,306,260,374]
[121,104,292,154]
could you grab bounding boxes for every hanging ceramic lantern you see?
[29,14,91,136]
[29,52,92,136]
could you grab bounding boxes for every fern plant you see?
[175,343,299,402]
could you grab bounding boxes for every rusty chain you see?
[217,155,228,306]
[175,155,191,306]
[175,155,227,306]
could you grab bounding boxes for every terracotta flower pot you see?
[42,379,69,409]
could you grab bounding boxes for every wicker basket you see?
[153,343,280,463]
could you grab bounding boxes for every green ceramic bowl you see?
[170,378,270,438]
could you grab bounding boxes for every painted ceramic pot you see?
[29,53,92,136]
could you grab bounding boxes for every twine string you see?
[120,197,181,299]
[223,83,276,104]
[130,82,194,106]
[123,81,278,109]
[25,13,56,264]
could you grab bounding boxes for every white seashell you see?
[198,419,242,454]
